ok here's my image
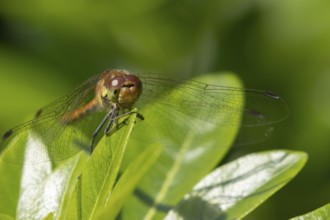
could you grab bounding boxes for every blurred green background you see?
[0,0,329,219]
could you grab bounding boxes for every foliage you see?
[290,203,330,220]
[1,0,330,219]
[0,74,310,219]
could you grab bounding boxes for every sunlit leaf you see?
[17,149,85,219]
[0,129,86,219]
[166,150,307,220]
[290,203,330,220]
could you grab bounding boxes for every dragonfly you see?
[0,69,289,164]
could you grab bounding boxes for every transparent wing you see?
[137,74,288,127]
[0,72,288,164]
[0,74,104,164]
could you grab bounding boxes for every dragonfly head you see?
[101,71,143,109]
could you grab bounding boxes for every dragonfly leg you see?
[104,110,144,136]
[105,119,128,136]
[104,108,119,134]
[90,109,113,153]
[136,112,144,121]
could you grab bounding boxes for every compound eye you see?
[108,76,126,91]
[103,74,142,108]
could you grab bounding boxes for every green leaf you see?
[290,203,330,220]
[122,73,243,219]
[165,150,307,220]
[97,144,162,220]
[0,129,86,220]
[18,154,84,219]
[63,112,137,220]
[0,214,15,220]
[0,156,23,218]
[43,212,55,220]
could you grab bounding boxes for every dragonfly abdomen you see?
[61,98,100,124]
